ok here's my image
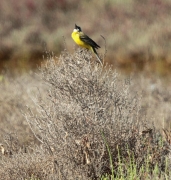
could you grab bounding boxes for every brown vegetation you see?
[0,49,171,179]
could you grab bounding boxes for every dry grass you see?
[0,71,48,144]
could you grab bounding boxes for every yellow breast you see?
[71,31,91,49]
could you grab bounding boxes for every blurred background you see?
[1,0,171,75]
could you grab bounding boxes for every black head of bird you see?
[75,24,82,32]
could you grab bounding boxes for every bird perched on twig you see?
[71,24,102,65]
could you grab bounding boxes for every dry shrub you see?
[19,49,170,179]
[0,133,59,180]
[0,148,55,180]
[0,49,170,180]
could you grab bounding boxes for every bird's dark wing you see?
[80,34,100,49]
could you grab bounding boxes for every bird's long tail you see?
[92,47,103,66]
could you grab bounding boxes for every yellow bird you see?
[71,24,102,65]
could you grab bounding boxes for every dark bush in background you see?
[1,0,171,74]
